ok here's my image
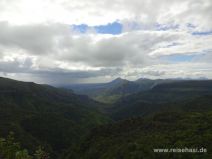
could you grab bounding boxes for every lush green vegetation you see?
[0,77,109,158]
[0,132,49,159]
[109,80,212,120]
[64,78,150,104]
[64,78,179,104]
[1,77,212,158]
[66,80,212,159]
[71,111,212,159]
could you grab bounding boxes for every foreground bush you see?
[0,132,49,159]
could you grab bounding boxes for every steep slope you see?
[0,77,109,157]
[110,80,212,120]
[63,78,140,104]
[63,80,212,159]
[63,78,183,104]
[135,78,179,90]
[71,111,212,159]
[93,78,140,103]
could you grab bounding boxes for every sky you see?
[0,0,212,84]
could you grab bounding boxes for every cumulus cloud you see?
[0,0,212,83]
[0,0,211,31]
[0,22,71,55]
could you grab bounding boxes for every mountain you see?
[65,80,212,159]
[1,77,212,159]
[0,77,109,158]
[107,78,138,93]
[71,111,212,159]
[104,77,128,86]
[62,78,140,104]
[109,80,212,120]
[135,78,181,90]
[62,78,187,104]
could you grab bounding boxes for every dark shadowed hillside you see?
[62,78,179,104]
[1,77,212,159]
[109,80,212,120]
[62,78,139,103]
[0,77,109,158]
[70,111,212,159]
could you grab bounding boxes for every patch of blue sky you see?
[72,22,122,35]
[94,22,122,34]
[72,22,212,37]
[192,31,212,36]
[161,54,197,63]
[186,23,212,36]
[72,24,88,33]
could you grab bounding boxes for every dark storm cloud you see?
[0,56,122,82]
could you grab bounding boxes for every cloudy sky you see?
[0,0,212,84]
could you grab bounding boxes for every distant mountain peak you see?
[111,77,128,83]
[103,78,129,88]
[136,78,151,81]
[113,77,125,81]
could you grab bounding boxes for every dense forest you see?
[0,77,212,158]
[71,111,212,159]
[0,77,109,158]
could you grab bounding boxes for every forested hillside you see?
[1,77,212,159]
[71,111,212,159]
[0,77,109,158]
[109,80,212,120]
[63,78,178,104]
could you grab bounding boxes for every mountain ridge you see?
[63,77,210,103]
[0,76,109,158]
